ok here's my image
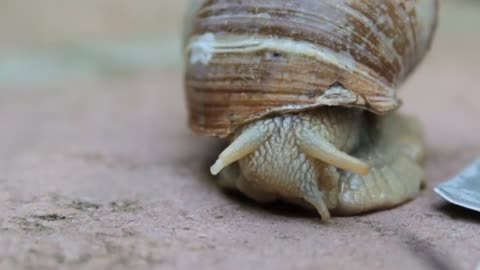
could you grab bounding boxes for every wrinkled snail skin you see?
[183,0,438,219]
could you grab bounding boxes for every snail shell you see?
[184,0,438,137]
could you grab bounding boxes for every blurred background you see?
[0,0,477,86]
[0,1,186,84]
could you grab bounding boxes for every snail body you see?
[184,0,438,219]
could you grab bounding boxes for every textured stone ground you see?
[1,46,479,269]
[1,1,480,270]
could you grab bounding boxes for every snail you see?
[183,0,438,220]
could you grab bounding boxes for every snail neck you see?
[210,108,369,219]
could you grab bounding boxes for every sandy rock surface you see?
[1,47,479,269]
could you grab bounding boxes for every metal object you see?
[434,159,480,212]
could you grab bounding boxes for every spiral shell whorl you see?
[184,0,438,137]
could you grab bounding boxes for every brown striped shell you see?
[184,0,439,138]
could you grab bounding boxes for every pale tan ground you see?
[1,1,480,270]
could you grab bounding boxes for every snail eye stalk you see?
[210,125,271,175]
[297,129,370,176]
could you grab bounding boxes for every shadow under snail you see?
[183,0,439,220]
